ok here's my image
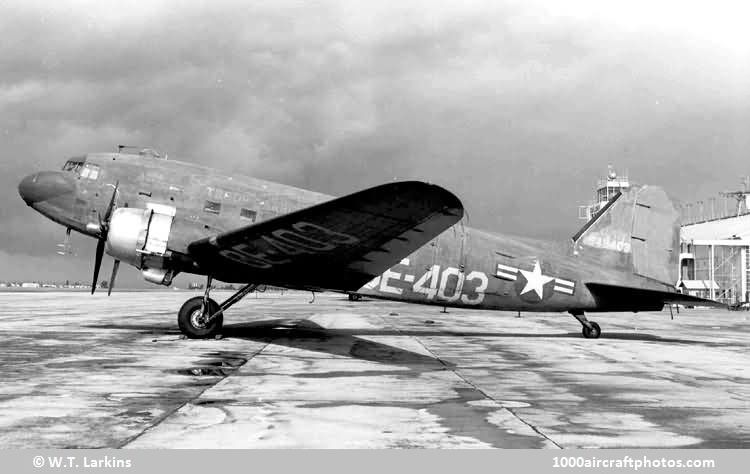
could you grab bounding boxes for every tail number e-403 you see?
[370,264,488,305]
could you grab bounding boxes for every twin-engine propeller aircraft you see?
[18,147,720,339]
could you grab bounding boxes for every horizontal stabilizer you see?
[586,282,727,311]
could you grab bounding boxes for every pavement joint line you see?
[380,313,563,449]
[414,334,564,449]
[117,339,271,448]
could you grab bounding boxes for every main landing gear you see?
[570,310,601,339]
[178,276,259,339]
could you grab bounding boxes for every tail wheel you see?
[582,321,601,339]
[178,296,223,339]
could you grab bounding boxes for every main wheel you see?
[178,296,223,339]
[582,321,601,339]
[348,293,362,301]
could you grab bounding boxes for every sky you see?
[1,0,749,286]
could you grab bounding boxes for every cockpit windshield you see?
[62,160,84,173]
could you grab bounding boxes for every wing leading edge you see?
[188,181,463,291]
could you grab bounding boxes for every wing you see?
[586,283,727,311]
[187,181,463,291]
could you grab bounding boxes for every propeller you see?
[108,259,120,296]
[91,182,119,295]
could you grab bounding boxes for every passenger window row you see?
[203,200,257,222]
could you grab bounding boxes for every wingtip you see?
[435,186,464,220]
[402,180,465,217]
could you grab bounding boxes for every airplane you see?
[17,147,721,339]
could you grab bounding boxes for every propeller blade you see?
[91,238,105,295]
[92,184,118,295]
[103,181,119,224]
[108,259,120,296]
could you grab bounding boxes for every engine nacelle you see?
[106,208,150,267]
[105,204,177,285]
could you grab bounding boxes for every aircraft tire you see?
[582,321,601,339]
[178,296,223,339]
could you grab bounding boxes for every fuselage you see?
[18,151,672,313]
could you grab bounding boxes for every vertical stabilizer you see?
[572,186,680,286]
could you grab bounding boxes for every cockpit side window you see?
[81,163,100,180]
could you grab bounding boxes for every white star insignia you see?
[519,260,554,299]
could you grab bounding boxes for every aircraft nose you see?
[18,171,76,205]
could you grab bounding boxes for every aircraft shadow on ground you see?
[225,319,726,347]
[86,318,452,370]
[85,316,727,369]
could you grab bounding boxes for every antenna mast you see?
[719,176,750,217]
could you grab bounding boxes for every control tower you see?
[578,166,630,220]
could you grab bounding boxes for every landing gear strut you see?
[570,310,601,339]
[177,276,259,339]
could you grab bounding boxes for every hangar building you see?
[679,214,750,305]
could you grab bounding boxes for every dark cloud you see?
[1,0,749,285]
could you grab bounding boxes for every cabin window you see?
[240,208,257,222]
[203,200,221,215]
